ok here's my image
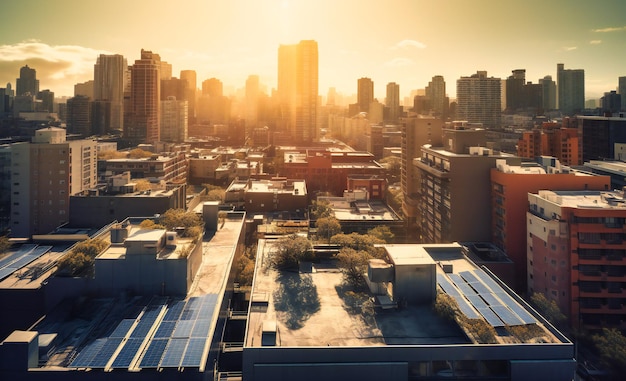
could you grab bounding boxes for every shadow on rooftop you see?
[273,272,320,330]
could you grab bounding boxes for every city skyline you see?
[0,0,625,100]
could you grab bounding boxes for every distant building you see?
[231,178,308,213]
[516,120,580,165]
[491,158,609,291]
[357,77,374,114]
[557,63,585,116]
[93,54,127,132]
[619,76,626,112]
[66,95,92,136]
[528,190,626,330]
[15,65,38,96]
[180,70,197,123]
[385,82,400,123]
[601,90,621,114]
[539,75,557,111]
[425,75,448,118]
[10,127,97,237]
[104,152,187,183]
[578,114,626,162]
[160,97,188,143]
[456,71,501,129]
[74,80,94,98]
[125,49,161,143]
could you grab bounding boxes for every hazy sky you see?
[1,0,625,100]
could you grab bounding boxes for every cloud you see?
[0,41,109,96]
[589,40,602,45]
[391,39,427,50]
[592,26,626,33]
[384,57,415,67]
[561,46,578,52]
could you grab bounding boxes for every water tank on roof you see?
[165,231,177,248]
[368,259,394,283]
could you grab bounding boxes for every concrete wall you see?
[393,263,436,305]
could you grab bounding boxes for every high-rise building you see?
[197,78,230,125]
[357,77,374,114]
[180,70,197,123]
[491,159,609,291]
[385,82,400,122]
[66,95,92,136]
[36,89,54,113]
[94,54,127,132]
[516,121,580,165]
[277,40,318,144]
[601,90,622,114]
[16,65,39,96]
[539,75,557,111]
[619,76,626,112]
[415,125,518,243]
[125,49,161,143]
[557,63,585,116]
[10,127,97,237]
[160,96,188,143]
[161,77,188,101]
[425,75,447,117]
[245,75,260,133]
[456,71,501,129]
[505,69,526,112]
[578,115,626,162]
[202,78,223,97]
[74,80,94,98]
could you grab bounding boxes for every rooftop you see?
[535,190,626,209]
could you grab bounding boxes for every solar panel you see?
[479,293,502,306]
[26,245,52,258]
[0,268,15,281]
[6,255,38,270]
[459,270,480,284]
[470,282,491,294]
[465,294,489,310]
[191,319,211,338]
[130,306,162,338]
[0,244,37,269]
[456,282,477,296]
[451,295,481,319]
[139,339,168,368]
[88,338,123,368]
[70,338,107,368]
[180,308,199,320]
[477,307,504,327]
[154,321,177,338]
[437,274,461,296]
[447,273,464,285]
[109,319,135,338]
[111,338,144,368]
[159,338,188,368]
[471,270,503,292]
[163,300,185,321]
[491,305,524,326]
[173,320,194,338]
[180,338,206,367]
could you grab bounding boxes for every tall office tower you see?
[619,76,626,112]
[66,95,92,136]
[16,65,39,96]
[94,54,127,132]
[327,87,337,106]
[180,70,197,123]
[10,127,97,237]
[160,96,188,142]
[425,75,447,117]
[36,89,54,113]
[277,40,318,144]
[161,77,188,101]
[415,125,517,244]
[125,49,161,143]
[74,80,94,98]
[245,75,260,133]
[456,71,501,129]
[601,91,621,114]
[557,63,585,116]
[539,76,557,111]
[505,69,525,112]
[202,78,223,97]
[357,77,374,114]
[385,82,400,122]
[400,116,445,230]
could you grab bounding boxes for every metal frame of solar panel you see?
[159,338,188,368]
[139,339,169,368]
[130,305,162,338]
[88,337,124,368]
[181,338,206,367]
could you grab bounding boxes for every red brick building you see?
[517,121,580,165]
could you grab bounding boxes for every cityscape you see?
[1,1,626,380]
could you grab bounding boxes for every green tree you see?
[0,235,11,254]
[128,148,154,159]
[530,292,567,326]
[592,328,626,373]
[386,186,403,216]
[56,238,108,277]
[316,216,341,243]
[367,225,394,243]
[139,219,165,229]
[380,156,401,183]
[271,234,313,270]
[206,188,225,202]
[158,209,204,237]
[330,232,385,258]
[336,247,370,288]
[235,246,257,286]
[309,199,333,220]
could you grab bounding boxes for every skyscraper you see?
[125,49,161,143]
[385,82,400,122]
[539,75,557,111]
[357,77,374,114]
[557,63,585,116]
[618,76,626,112]
[94,54,127,132]
[277,40,318,144]
[505,69,526,112]
[245,75,260,132]
[456,71,501,129]
[180,70,197,123]
[16,65,39,96]
[425,75,447,117]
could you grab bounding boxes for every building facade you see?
[456,71,501,129]
[125,49,161,143]
[93,54,127,132]
[557,63,585,116]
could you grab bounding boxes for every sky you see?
[0,0,625,101]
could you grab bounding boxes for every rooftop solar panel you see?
[88,338,123,368]
[160,338,188,368]
[479,293,502,306]
[154,321,177,338]
[163,300,185,321]
[455,282,477,296]
[0,244,37,269]
[173,320,194,338]
[451,295,481,319]
[191,319,211,338]
[437,274,461,296]
[491,305,524,326]
[477,307,504,327]
[69,338,107,368]
[471,270,503,291]
[111,338,144,368]
[139,339,168,368]
[459,270,480,284]
[465,294,489,310]
[109,319,136,338]
[6,255,38,270]
[470,282,491,294]
[180,338,206,367]
[180,308,199,320]
[447,273,464,285]
[0,268,15,281]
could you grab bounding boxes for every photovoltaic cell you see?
[470,282,491,295]
[111,338,143,368]
[465,294,489,310]
[453,296,481,319]
[154,321,177,338]
[0,244,36,269]
[191,319,211,338]
[69,338,107,368]
[139,339,168,368]
[447,273,464,285]
[459,270,480,284]
[437,274,461,296]
[180,338,206,367]
[479,293,502,306]
[0,268,15,281]
[491,305,524,326]
[109,319,135,338]
[173,320,194,338]
[159,338,188,368]
[180,308,199,320]
[163,300,185,321]
[88,338,123,368]
[477,307,504,327]
[455,282,477,296]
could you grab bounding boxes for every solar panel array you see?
[437,269,536,327]
[69,294,219,371]
[0,245,52,281]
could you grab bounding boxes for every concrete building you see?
[557,63,585,116]
[74,80,94,99]
[385,82,400,123]
[93,54,127,132]
[456,71,501,129]
[243,242,575,381]
[104,152,187,184]
[539,75,557,111]
[578,114,626,162]
[516,120,580,165]
[237,178,307,213]
[414,125,520,244]
[584,160,626,190]
[10,127,97,238]
[491,158,610,291]
[400,116,445,229]
[425,75,447,118]
[188,154,222,185]
[601,90,622,114]
[66,95,92,136]
[180,70,197,123]
[125,49,161,143]
[16,65,38,96]
[619,76,626,112]
[528,190,626,330]
[357,77,374,114]
[160,96,188,142]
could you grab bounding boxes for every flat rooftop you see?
[322,198,400,222]
[536,190,626,209]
